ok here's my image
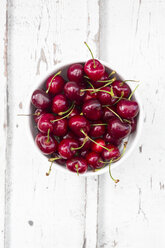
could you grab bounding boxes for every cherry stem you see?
[108,70,116,78]
[80,88,118,98]
[103,106,123,122]
[121,79,139,86]
[75,164,79,176]
[71,137,88,151]
[96,77,116,88]
[48,157,62,162]
[97,77,116,83]
[86,80,94,89]
[46,161,53,176]
[112,91,124,105]
[51,105,75,123]
[46,128,50,143]
[109,160,119,183]
[80,129,113,153]
[128,84,140,100]
[17,112,41,117]
[46,70,61,94]
[91,123,107,126]
[58,102,74,116]
[84,41,96,68]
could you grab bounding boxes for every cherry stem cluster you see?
[51,105,75,123]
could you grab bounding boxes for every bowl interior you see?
[28,60,142,177]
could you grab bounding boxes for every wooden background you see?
[1,0,165,247]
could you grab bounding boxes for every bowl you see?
[25,60,143,177]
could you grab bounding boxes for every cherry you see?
[67,63,84,84]
[53,117,68,136]
[35,132,58,155]
[63,131,76,140]
[116,99,139,119]
[84,42,105,81]
[90,121,106,138]
[68,106,80,118]
[91,138,105,153]
[92,71,109,88]
[130,118,137,133]
[37,113,55,133]
[82,99,102,121]
[64,81,84,103]
[108,117,131,139]
[58,138,79,159]
[98,86,118,105]
[31,89,51,110]
[102,144,120,161]
[112,80,131,98]
[102,106,116,121]
[104,132,122,147]
[78,137,92,151]
[50,153,66,166]
[66,157,87,174]
[68,115,90,137]
[84,89,98,102]
[86,152,103,169]
[80,149,88,157]
[46,72,65,95]
[33,109,45,124]
[52,94,68,114]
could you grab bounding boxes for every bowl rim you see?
[24,59,143,177]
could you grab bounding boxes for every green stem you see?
[46,71,61,94]
[86,80,94,89]
[108,70,116,78]
[91,123,107,126]
[112,91,124,105]
[51,106,75,123]
[48,157,62,162]
[58,103,74,116]
[121,79,139,86]
[84,41,96,68]
[75,164,79,176]
[128,84,140,100]
[80,88,118,98]
[46,161,53,176]
[104,106,123,122]
[46,128,50,143]
[109,160,119,183]
[71,137,88,151]
[97,78,116,83]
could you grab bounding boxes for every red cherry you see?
[78,137,92,151]
[116,99,139,119]
[86,152,103,169]
[58,138,79,159]
[66,157,87,174]
[51,153,66,166]
[84,59,105,81]
[89,121,106,138]
[52,94,68,114]
[112,80,131,98]
[31,89,51,110]
[92,71,109,88]
[53,117,68,136]
[130,118,137,133]
[98,86,118,105]
[104,132,122,147]
[91,138,105,153]
[63,131,76,140]
[68,115,90,137]
[37,113,55,133]
[35,133,58,155]
[108,117,131,139]
[84,89,98,102]
[33,109,45,124]
[80,149,88,157]
[82,99,102,121]
[64,81,84,103]
[46,74,65,95]
[102,106,116,121]
[68,106,80,118]
[67,63,84,84]
[102,144,120,161]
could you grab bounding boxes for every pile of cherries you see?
[31,42,139,182]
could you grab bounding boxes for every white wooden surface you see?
[1,0,165,247]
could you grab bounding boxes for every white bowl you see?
[25,60,143,177]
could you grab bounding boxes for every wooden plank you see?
[98,0,165,247]
[6,1,100,247]
[0,0,8,247]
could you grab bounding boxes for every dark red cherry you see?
[68,106,80,118]
[102,144,120,161]
[31,89,51,110]
[37,113,55,133]
[84,59,105,81]
[53,117,68,136]
[108,117,131,139]
[67,63,84,84]
[63,131,76,140]
[84,90,98,102]
[112,80,131,98]
[102,106,116,121]
[130,118,137,133]
[90,121,106,138]
[78,137,92,151]
[66,157,87,174]
[51,153,66,166]
[104,132,122,147]
[58,138,78,159]
[33,109,45,124]
[64,81,84,103]
[35,133,58,155]
[86,152,103,169]
[98,86,118,105]
[80,149,88,157]
[52,94,68,114]
[92,71,109,88]
[116,99,139,119]
[82,99,102,121]
[91,138,105,153]
[68,115,90,137]
[46,74,65,95]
